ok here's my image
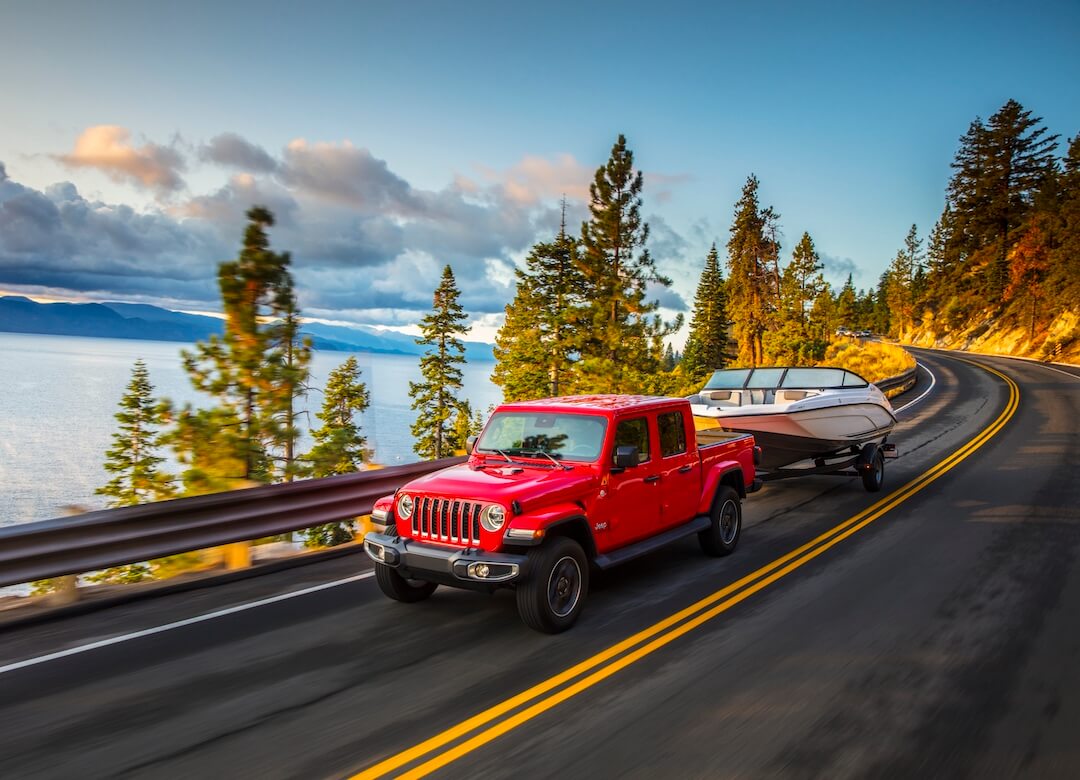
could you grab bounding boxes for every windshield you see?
[476,412,608,462]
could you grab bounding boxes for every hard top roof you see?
[497,394,679,413]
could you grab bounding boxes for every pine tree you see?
[782,232,826,328]
[885,225,922,337]
[305,356,371,546]
[492,203,584,400]
[681,243,731,381]
[1048,135,1080,321]
[836,274,858,329]
[574,134,681,391]
[662,342,677,371]
[97,359,175,507]
[174,207,309,493]
[308,356,370,476]
[93,359,175,585]
[947,100,1059,298]
[410,265,469,459]
[766,232,827,364]
[267,295,313,482]
[873,272,892,335]
[449,398,484,453]
[726,175,780,365]
[1005,222,1050,340]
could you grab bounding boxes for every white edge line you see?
[894,362,937,414]
[1029,362,1080,380]
[0,571,374,676]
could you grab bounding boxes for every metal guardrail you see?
[0,457,464,589]
[874,366,918,395]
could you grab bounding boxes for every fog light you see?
[365,540,386,562]
[476,563,490,578]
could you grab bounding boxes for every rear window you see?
[658,411,687,457]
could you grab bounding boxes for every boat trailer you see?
[757,439,899,493]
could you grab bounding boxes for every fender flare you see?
[697,462,747,515]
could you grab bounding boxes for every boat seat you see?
[699,390,742,408]
[748,389,772,405]
[775,389,812,403]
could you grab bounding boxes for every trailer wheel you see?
[861,449,885,492]
[375,563,438,602]
[517,537,588,633]
[699,485,741,556]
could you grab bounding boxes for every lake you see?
[0,333,503,526]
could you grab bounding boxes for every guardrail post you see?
[46,574,79,606]
[355,515,373,541]
[223,542,252,570]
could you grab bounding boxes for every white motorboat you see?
[688,366,897,470]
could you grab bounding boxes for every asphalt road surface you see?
[1,350,1077,779]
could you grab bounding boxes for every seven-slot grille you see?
[410,496,483,546]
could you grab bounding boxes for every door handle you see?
[677,465,693,473]
[644,475,661,483]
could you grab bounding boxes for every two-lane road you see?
[0,350,1077,779]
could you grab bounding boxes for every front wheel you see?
[375,562,438,602]
[516,537,588,633]
[699,485,741,556]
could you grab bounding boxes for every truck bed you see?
[696,428,753,448]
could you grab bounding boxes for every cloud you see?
[7,131,675,336]
[199,133,278,173]
[179,173,300,228]
[820,252,860,286]
[54,125,186,195]
[646,281,688,312]
[279,139,419,213]
[0,169,223,306]
[463,154,592,206]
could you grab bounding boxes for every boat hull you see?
[696,403,896,469]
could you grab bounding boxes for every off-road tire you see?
[516,537,588,633]
[375,562,438,603]
[698,485,742,556]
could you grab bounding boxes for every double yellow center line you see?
[353,360,1019,779]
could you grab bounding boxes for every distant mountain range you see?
[0,296,495,361]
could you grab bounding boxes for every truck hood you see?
[403,462,597,511]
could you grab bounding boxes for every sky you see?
[1,0,1078,345]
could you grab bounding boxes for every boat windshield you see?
[703,367,870,390]
[703,369,750,389]
[781,368,868,388]
[476,412,608,462]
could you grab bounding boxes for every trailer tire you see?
[375,563,438,603]
[517,537,588,633]
[861,448,885,492]
[699,485,741,556]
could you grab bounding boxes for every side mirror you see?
[613,445,639,471]
[465,436,477,455]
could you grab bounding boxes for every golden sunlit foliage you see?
[819,341,915,385]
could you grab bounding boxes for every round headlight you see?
[397,493,414,519]
[480,504,506,532]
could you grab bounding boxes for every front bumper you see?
[363,532,528,585]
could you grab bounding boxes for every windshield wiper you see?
[531,450,571,470]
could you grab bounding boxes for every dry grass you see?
[819,341,915,383]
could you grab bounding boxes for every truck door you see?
[657,409,700,527]
[605,415,662,547]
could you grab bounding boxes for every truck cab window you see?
[613,417,650,464]
[658,411,687,457]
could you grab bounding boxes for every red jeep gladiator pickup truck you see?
[364,395,759,633]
